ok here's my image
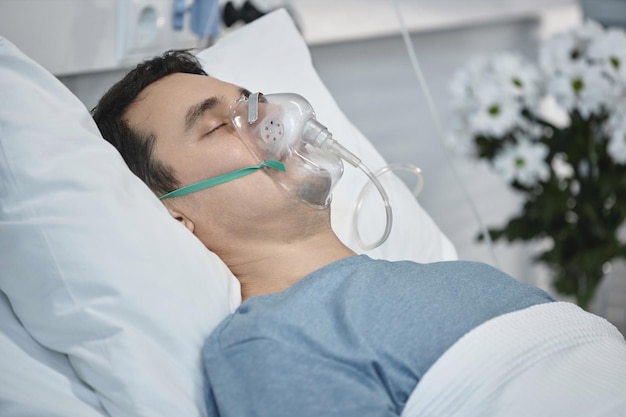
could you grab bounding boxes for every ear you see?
[167,207,195,234]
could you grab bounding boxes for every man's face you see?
[123,73,308,250]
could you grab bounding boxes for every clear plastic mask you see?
[230,92,344,208]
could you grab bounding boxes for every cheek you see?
[178,135,258,186]
[185,171,286,236]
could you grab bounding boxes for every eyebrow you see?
[183,87,251,133]
[184,96,220,132]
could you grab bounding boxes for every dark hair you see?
[91,50,207,195]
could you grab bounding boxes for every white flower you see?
[587,28,626,100]
[588,28,626,77]
[607,103,626,131]
[547,60,613,118]
[540,31,578,76]
[539,20,604,76]
[468,83,523,137]
[449,56,492,109]
[606,90,626,120]
[573,19,605,45]
[450,57,525,138]
[492,52,544,109]
[450,53,543,138]
[493,139,550,187]
[607,126,626,164]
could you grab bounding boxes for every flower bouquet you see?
[448,21,626,309]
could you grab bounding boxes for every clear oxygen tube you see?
[353,164,423,248]
[302,118,394,250]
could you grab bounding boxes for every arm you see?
[203,337,399,417]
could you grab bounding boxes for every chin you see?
[293,175,333,208]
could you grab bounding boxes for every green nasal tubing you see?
[158,160,286,200]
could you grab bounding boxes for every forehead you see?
[123,73,240,132]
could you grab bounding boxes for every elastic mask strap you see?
[158,160,286,200]
[248,92,260,123]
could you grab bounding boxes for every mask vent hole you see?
[264,120,283,142]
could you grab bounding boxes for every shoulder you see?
[343,256,518,286]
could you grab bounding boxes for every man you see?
[92,50,554,416]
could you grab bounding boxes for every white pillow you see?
[197,9,457,262]
[0,37,239,417]
[0,291,107,417]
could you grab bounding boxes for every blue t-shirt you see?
[203,255,553,416]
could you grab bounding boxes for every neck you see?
[221,226,356,301]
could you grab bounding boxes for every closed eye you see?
[205,122,227,137]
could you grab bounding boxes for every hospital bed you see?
[1,9,625,417]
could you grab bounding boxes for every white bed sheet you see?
[400,302,626,417]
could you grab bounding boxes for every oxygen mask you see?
[230,92,344,208]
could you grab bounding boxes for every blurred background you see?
[1,0,624,333]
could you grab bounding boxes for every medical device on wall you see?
[115,0,206,67]
[222,1,267,28]
[190,0,220,38]
[172,0,221,47]
[231,92,396,250]
[173,0,271,48]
